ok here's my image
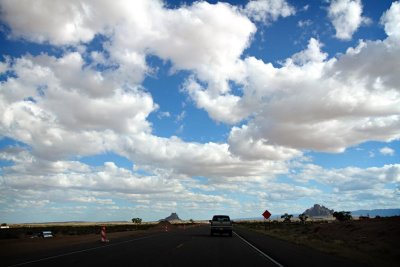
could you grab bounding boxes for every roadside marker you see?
[101,226,109,243]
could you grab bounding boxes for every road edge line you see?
[233,231,284,267]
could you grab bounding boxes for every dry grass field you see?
[236,216,400,267]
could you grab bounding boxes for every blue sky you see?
[0,0,399,223]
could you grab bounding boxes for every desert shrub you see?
[281,213,293,223]
[299,213,309,223]
[333,211,352,221]
[132,218,142,224]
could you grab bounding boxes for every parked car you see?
[209,215,233,236]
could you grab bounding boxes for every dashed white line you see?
[233,231,284,267]
[7,235,156,267]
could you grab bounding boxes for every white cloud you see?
[114,134,289,181]
[327,0,369,40]
[183,77,248,124]
[0,0,399,221]
[287,37,328,65]
[0,0,96,44]
[225,28,400,154]
[0,59,9,73]
[0,52,292,182]
[228,125,302,161]
[0,1,398,166]
[0,147,254,220]
[0,0,255,93]
[1,145,399,221]
[243,0,295,24]
[0,150,185,196]
[291,163,400,190]
[380,147,395,156]
[0,52,156,160]
[380,1,400,42]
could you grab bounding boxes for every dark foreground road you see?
[4,225,363,267]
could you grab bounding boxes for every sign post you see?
[262,210,271,231]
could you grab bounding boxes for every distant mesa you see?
[303,204,334,217]
[159,212,181,223]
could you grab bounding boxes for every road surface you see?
[4,225,363,267]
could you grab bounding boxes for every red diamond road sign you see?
[262,210,271,219]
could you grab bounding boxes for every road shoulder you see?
[234,226,365,267]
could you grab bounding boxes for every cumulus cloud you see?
[0,0,255,91]
[0,147,252,220]
[113,134,289,181]
[380,1,400,42]
[0,53,291,186]
[0,0,399,220]
[0,0,398,165]
[0,148,180,198]
[183,77,248,124]
[228,125,302,161]
[0,52,156,160]
[0,0,98,44]
[287,37,328,65]
[225,24,400,154]
[0,0,167,46]
[1,1,398,161]
[327,0,369,40]
[243,0,295,24]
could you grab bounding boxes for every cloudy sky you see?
[0,0,399,223]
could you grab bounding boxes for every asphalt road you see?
[5,225,363,267]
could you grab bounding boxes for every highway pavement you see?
[4,225,364,267]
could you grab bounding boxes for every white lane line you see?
[233,231,284,267]
[7,235,157,267]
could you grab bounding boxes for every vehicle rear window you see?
[212,215,230,221]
